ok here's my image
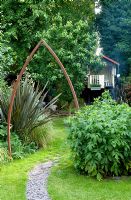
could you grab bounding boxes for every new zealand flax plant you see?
[0,77,60,140]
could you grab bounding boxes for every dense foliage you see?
[0,125,37,161]
[29,18,103,103]
[0,33,16,76]
[124,85,131,106]
[98,0,114,7]
[67,91,131,180]
[1,0,95,50]
[1,0,104,103]
[97,0,131,77]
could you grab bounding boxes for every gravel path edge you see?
[26,161,53,200]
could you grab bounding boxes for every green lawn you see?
[0,118,131,200]
[48,120,131,200]
[0,118,67,200]
[48,159,131,200]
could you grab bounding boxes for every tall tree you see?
[1,0,103,104]
[98,0,114,7]
[1,0,95,69]
[97,0,131,77]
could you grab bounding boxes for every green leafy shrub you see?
[0,78,9,94]
[10,134,37,159]
[0,124,7,140]
[0,33,16,75]
[67,91,131,180]
[9,134,26,159]
[0,125,37,160]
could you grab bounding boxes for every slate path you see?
[26,161,53,200]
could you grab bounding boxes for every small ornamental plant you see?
[67,91,131,180]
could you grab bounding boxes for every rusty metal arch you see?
[7,39,79,158]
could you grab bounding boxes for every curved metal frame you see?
[7,39,79,158]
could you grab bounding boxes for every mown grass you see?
[0,118,131,200]
[48,157,131,200]
[48,120,131,200]
[0,118,67,200]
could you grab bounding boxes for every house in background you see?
[82,55,120,104]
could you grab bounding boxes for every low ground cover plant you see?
[67,91,131,180]
[0,125,37,161]
[0,147,9,163]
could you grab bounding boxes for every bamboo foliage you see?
[0,77,60,137]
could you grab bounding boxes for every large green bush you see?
[67,91,131,180]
